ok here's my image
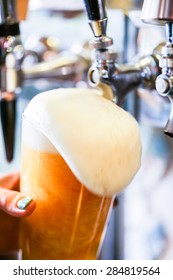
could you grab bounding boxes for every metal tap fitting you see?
[83,0,161,104]
[0,0,25,161]
[0,34,24,162]
[155,40,173,137]
[83,0,113,50]
[141,0,173,138]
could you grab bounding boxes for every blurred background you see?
[1,0,173,260]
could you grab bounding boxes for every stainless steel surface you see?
[82,0,163,105]
[89,35,113,49]
[89,51,160,104]
[82,0,162,104]
[89,18,107,37]
[155,75,170,94]
[141,0,173,25]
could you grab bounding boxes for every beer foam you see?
[23,88,142,196]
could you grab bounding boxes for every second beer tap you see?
[83,0,161,105]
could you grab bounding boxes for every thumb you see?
[0,172,36,217]
[0,185,36,218]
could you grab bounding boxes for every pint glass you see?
[20,117,114,260]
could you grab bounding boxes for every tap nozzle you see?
[155,72,173,137]
[141,1,173,138]
[83,0,118,100]
[164,106,173,138]
[154,23,173,137]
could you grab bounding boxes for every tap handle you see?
[0,0,17,25]
[83,0,107,21]
[0,97,16,162]
[83,0,110,39]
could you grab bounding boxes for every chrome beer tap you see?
[0,1,89,162]
[83,0,161,105]
[141,0,173,137]
[0,0,25,161]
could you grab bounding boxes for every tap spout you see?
[88,50,160,104]
[164,96,173,137]
[141,0,173,138]
[83,0,161,105]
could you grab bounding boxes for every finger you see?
[0,187,36,217]
[0,172,20,191]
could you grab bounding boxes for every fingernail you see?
[17,197,33,210]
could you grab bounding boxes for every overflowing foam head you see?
[23,88,142,196]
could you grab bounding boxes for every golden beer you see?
[20,120,113,260]
[20,88,141,260]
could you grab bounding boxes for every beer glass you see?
[20,117,114,260]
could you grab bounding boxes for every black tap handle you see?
[83,0,107,21]
[0,97,16,162]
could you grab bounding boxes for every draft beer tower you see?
[82,0,173,138]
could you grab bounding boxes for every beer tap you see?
[83,0,161,105]
[0,1,89,162]
[141,0,173,138]
[0,0,25,161]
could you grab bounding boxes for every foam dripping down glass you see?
[20,88,142,260]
